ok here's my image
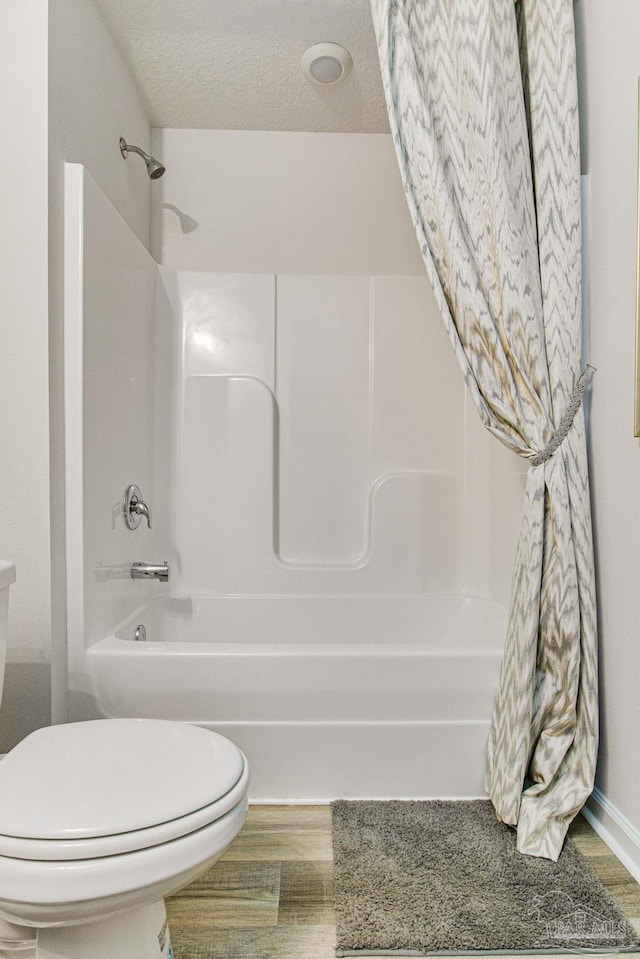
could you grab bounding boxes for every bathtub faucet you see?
[130,562,169,582]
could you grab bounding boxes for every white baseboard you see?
[582,787,640,883]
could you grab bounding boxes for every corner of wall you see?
[48,0,154,725]
[583,790,640,885]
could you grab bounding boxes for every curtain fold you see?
[370,0,597,860]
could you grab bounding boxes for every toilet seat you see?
[0,719,248,860]
[0,757,249,860]
[0,801,248,924]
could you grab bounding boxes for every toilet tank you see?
[0,562,16,709]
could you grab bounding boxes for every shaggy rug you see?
[332,800,640,956]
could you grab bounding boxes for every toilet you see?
[0,561,249,959]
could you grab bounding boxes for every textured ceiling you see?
[95,0,390,133]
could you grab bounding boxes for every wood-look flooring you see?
[166,806,640,959]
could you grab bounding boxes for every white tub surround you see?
[64,164,176,698]
[65,153,522,802]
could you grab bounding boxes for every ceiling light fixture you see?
[301,43,353,86]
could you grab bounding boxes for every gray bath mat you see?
[332,800,640,956]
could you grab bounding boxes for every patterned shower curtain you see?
[370,0,597,860]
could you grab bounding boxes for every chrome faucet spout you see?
[131,562,169,582]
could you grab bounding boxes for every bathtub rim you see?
[92,590,508,656]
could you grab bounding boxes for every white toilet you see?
[0,561,250,959]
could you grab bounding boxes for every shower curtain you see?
[370,0,597,860]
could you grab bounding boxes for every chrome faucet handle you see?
[122,485,152,530]
[131,499,152,529]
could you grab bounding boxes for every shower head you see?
[145,155,166,179]
[119,138,166,179]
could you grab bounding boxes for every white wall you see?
[48,0,153,727]
[49,0,152,251]
[0,0,155,748]
[151,130,426,275]
[0,0,154,749]
[574,0,640,852]
[0,1,51,750]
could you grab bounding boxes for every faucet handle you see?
[132,499,152,529]
[122,485,152,530]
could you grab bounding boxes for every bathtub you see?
[84,594,506,801]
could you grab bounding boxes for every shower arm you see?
[119,139,150,162]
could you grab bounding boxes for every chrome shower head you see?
[119,138,166,179]
[145,155,166,179]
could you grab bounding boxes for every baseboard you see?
[582,787,640,883]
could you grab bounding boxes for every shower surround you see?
[64,132,525,799]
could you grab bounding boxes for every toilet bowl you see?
[0,563,250,959]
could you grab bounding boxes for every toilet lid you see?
[0,719,244,840]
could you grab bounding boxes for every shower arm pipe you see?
[119,140,151,163]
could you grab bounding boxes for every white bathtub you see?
[85,594,506,801]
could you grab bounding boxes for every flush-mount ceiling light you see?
[301,42,353,86]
